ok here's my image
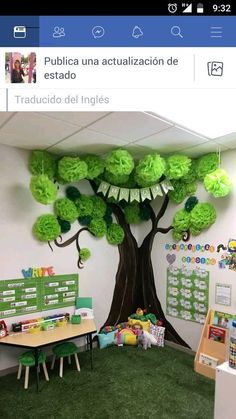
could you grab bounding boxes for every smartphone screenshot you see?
[0,3,235,417]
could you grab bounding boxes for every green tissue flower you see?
[58,157,88,182]
[80,248,91,262]
[105,149,134,176]
[173,209,191,232]
[165,155,191,180]
[181,160,198,183]
[135,154,166,187]
[104,171,129,185]
[185,196,198,212]
[190,202,217,230]
[75,195,93,217]
[204,168,232,197]
[78,216,92,226]
[196,153,218,180]
[33,214,61,242]
[168,180,188,204]
[54,198,78,223]
[124,203,141,224]
[29,151,56,179]
[172,230,183,242]
[83,155,104,180]
[185,181,197,195]
[89,218,107,238]
[106,223,125,245]
[91,196,107,218]
[30,175,57,205]
[66,186,81,201]
[57,218,71,233]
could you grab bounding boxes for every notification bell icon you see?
[132,26,144,39]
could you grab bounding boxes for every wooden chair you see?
[17,350,49,389]
[51,342,80,378]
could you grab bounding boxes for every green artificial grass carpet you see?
[0,345,214,419]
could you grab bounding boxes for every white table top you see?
[0,319,97,348]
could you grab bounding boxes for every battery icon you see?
[197,3,204,13]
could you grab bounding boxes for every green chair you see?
[51,342,80,378]
[17,350,49,389]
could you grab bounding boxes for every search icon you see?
[171,26,183,38]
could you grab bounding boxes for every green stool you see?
[51,342,80,378]
[17,350,49,389]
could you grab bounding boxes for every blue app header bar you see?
[0,16,236,47]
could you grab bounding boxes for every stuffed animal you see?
[138,331,153,350]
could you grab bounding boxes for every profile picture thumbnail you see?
[5,52,36,84]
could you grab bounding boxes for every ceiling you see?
[0,111,235,158]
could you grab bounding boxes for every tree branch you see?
[155,195,170,229]
[156,226,173,234]
[54,227,89,269]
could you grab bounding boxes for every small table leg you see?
[34,348,40,392]
[88,333,93,369]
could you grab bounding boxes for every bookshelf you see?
[194,308,229,380]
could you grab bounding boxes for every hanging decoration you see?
[97,179,173,203]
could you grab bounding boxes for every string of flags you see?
[97,179,174,203]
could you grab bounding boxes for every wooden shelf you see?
[194,309,229,380]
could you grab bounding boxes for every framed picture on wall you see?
[215,283,232,306]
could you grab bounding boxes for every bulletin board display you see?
[0,274,79,318]
[166,266,209,324]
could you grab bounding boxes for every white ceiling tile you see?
[179,141,230,158]
[89,112,173,141]
[124,144,153,160]
[0,113,80,149]
[49,128,127,155]
[135,126,209,153]
[39,112,110,127]
[215,132,236,149]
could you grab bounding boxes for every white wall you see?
[0,144,119,371]
[148,149,236,350]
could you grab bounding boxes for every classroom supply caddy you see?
[194,308,229,380]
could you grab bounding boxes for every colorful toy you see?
[0,320,8,338]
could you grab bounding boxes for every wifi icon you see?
[182,3,192,13]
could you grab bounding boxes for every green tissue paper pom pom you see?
[190,202,217,230]
[83,155,104,180]
[30,175,57,205]
[57,218,71,233]
[76,195,93,217]
[33,214,61,242]
[58,157,88,182]
[124,203,141,224]
[165,155,191,180]
[196,153,218,180]
[80,248,91,262]
[91,196,107,218]
[169,180,188,204]
[105,149,134,176]
[204,168,232,198]
[104,213,113,227]
[185,181,197,195]
[89,218,107,238]
[78,216,92,226]
[172,230,183,242]
[190,226,201,236]
[29,151,56,179]
[173,209,191,232]
[185,196,198,212]
[139,203,152,221]
[54,198,78,223]
[106,223,125,245]
[66,186,81,201]
[135,154,166,187]
[104,170,129,186]
[181,160,198,183]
